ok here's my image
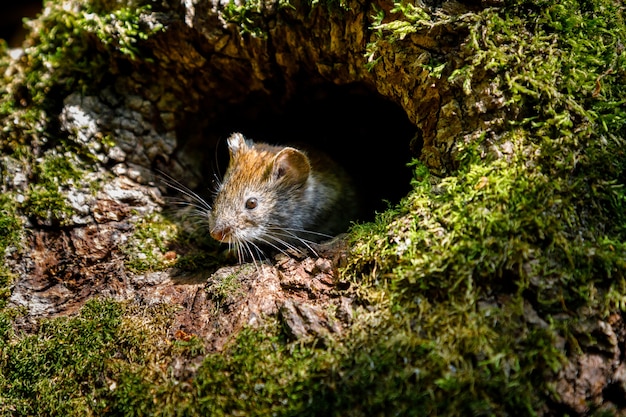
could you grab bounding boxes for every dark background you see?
[0,0,42,47]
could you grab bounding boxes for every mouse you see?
[208,132,358,260]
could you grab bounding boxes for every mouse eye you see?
[245,197,258,210]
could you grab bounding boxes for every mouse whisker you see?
[233,240,243,264]
[157,171,212,211]
[267,229,319,256]
[245,241,267,274]
[189,210,210,222]
[249,241,267,260]
[188,208,210,220]
[266,226,324,252]
[268,229,320,245]
[278,227,334,241]
[265,232,306,251]
[244,240,255,262]
[183,214,210,230]
[164,196,207,210]
[239,240,252,267]
[254,236,295,258]
[211,173,223,191]
[160,197,207,217]
[238,243,246,265]
[160,199,209,222]
[228,237,265,272]
[261,232,317,258]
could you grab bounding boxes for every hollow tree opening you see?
[165,82,419,226]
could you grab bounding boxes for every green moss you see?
[365,1,437,70]
[0,193,22,308]
[192,324,318,416]
[222,0,268,38]
[21,154,85,224]
[22,186,72,223]
[83,5,162,60]
[171,334,206,357]
[122,213,179,273]
[0,0,162,154]
[0,299,124,416]
[6,301,556,416]
[360,0,626,309]
[0,195,21,254]
[100,320,333,416]
[167,221,223,273]
[206,269,244,302]
[348,0,626,412]
[1,0,625,415]
[0,0,164,224]
[0,299,182,417]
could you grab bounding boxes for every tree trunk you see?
[1,0,625,415]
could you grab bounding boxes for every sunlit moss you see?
[21,154,85,224]
[221,0,268,38]
[122,213,179,273]
[0,0,625,415]
[0,195,21,254]
[0,299,181,416]
[0,0,161,154]
[0,192,22,310]
[0,299,124,416]
[346,0,626,413]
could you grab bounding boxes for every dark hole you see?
[201,82,419,222]
[603,381,626,408]
[0,1,42,47]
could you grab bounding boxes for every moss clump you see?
[0,0,165,225]
[121,208,229,273]
[0,0,159,154]
[206,268,245,302]
[0,0,625,415]
[0,192,22,308]
[0,299,124,416]
[99,321,313,416]
[222,0,269,38]
[122,211,226,273]
[20,154,84,223]
[346,0,626,412]
[0,299,181,417]
[122,213,179,273]
[0,195,21,255]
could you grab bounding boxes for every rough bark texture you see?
[1,0,625,415]
[7,0,479,321]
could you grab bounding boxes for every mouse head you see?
[209,133,311,244]
[226,133,310,184]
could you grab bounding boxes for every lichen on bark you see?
[1,0,626,415]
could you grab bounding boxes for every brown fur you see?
[208,132,358,256]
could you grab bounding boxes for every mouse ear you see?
[227,133,251,158]
[271,148,310,185]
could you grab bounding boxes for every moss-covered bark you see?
[1,0,626,415]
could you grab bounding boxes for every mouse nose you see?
[210,226,232,242]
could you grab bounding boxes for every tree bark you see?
[2,0,625,415]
